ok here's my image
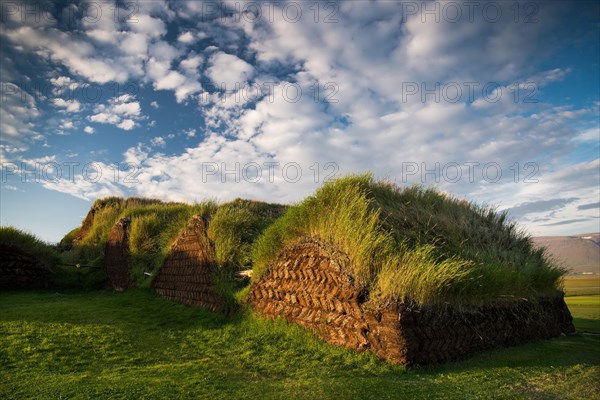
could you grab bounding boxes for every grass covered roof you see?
[62,196,285,287]
[252,174,566,306]
[0,226,60,268]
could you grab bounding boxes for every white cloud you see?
[179,53,203,75]
[175,84,203,103]
[178,31,196,44]
[206,52,254,90]
[3,1,597,237]
[119,32,149,56]
[89,112,120,124]
[490,159,600,235]
[21,155,57,166]
[150,136,166,147]
[59,120,75,130]
[52,98,81,112]
[49,76,85,95]
[0,144,25,159]
[129,13,167,38]
[154,70,186,90]
[111,101,141,117]
[117,119,136,131]
[88,95,143,130]
[5,26,131,84]
[2,1,174,89]
[574,127,600,143]
[2,3,206,107]
[0,82,41,146]
[144,42,203,102]
[37,162,128,201]
[149,41,180,62]
[84,126,95,134]
[184,128,196,138]
[527,68,572,87]
[50,75,74,87]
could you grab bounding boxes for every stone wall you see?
[152,215,224,312]
[104,218,135,291]
[248,238,575,366]
[0,244,53,290]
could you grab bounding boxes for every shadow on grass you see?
[409,332,600,376]
[0,289,232,331]
[1,289,598,376]
[572,317,600,334]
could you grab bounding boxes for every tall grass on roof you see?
[78,197,166,247]
[208,199,287,269]
[58,198,218,286]
[252,174,566,306]
[123,201,218,286]
[206,199,287,313]
[58,197,171,270]
[0,226,106,289]
[0,226,60,268]
[60,194,285,292]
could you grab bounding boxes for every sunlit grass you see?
[60,196,285,291]
[208,199,287,269]
[563,276,600,296]
[124,201,218,286]
[1,290,598,399]
[253,174,566,306]
[565,295,600,333]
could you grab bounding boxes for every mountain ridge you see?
[532,233,600,275]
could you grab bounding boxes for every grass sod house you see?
[103,202,219,291]
[57,197,173,289]
[153,199,287,313]
[64,197,286,311]
[248,174,575,366]
[104,218,135,291]
[58,197,164,251]
[61,197,217,290]
[152,215,222,311]
[0,227,58,290]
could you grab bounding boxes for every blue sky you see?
[1,0,599,242]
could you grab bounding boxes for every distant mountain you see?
[532,233,600,275]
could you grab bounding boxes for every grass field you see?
[563,276,600,296]
[563,276,600,333]
[565,295,600,334]
[1,290,599,400]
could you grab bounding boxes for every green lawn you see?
[1,290,599,399]
[565,295,600,333]
[563,275,599,333]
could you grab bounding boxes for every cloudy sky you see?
[1,0,598,242]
